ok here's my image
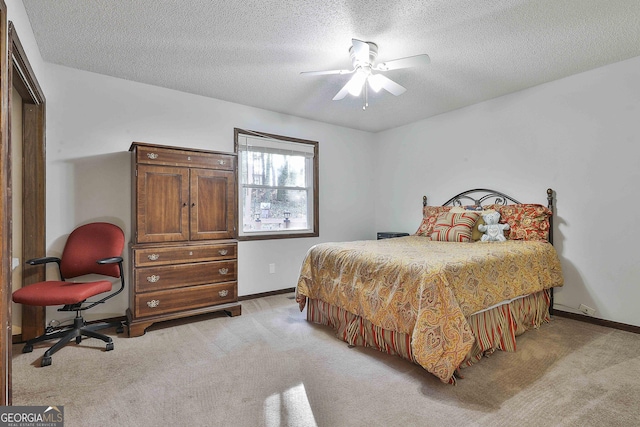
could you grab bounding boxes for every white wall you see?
[40,65,376,321]
[8,0,376,322]
[375,55,640,327]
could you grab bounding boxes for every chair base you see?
[22,315,124,367]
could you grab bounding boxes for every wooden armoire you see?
[127,142,241,337]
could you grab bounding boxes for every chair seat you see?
[12,280,113,306]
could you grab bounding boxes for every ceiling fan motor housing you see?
[350,41,378,69]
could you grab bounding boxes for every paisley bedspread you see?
[295,236,564,383]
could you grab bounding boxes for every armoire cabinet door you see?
[190,168,236,240]
[136,164,190,242]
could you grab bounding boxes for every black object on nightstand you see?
[377,232,410,240]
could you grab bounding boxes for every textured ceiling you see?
[21,0,640,132]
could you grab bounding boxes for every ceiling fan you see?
[301,38,430,108]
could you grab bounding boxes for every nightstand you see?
[377,232,410,240]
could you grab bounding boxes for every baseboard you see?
[238,287,295,301]
[90,315,127,325]
[553,309,640,334]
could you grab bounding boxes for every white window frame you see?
[234,128,319,240]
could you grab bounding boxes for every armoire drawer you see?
[133,243,236,267]
[134,260,237,293]
[134,281,237,318]
[136,145,235,170]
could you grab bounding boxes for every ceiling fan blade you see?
[374,54,430,71]
[332,81,351,100]
[374,74,406,96]
[300,68,354,76]
[351,38,370,63]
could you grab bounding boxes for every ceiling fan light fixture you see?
[368,74,384,92]
[346,69,368,96]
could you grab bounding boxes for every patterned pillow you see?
[450,207,497,241]
[430,212,480,242]
[415,206,452,237]
[487,204,552,241]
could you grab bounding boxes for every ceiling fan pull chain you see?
[363,83,368,110]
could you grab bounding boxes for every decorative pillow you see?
[415,206,452,237]
[487,204,552,241]
[472,217,485,241]
[451,207,496,241]
[430,212,480,242]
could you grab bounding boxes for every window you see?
[235,128,318,240]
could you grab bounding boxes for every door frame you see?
[8,22,47,344]
[0,19,46,405]
[0,0,10,406]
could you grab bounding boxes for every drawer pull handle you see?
[146,275,160,283]
[218,290,229,297]
[147,254,160,261]
[218,268,229,275]
[218,159,226,165]
[147,153,159,160]
[147,299,160,308]
[218,249,228,255]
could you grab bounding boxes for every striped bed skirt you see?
[305,289,551,379]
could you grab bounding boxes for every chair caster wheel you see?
[116,325,124,334]
[22,344,33,353]
[41,357,52,367]
[75,336,82,344]
[106,342,114,351]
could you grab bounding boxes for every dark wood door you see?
[136,165,190,242]
[190,168,236,240]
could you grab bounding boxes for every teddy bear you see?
[478,211,510,242]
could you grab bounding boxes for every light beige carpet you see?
[11,293,640,427]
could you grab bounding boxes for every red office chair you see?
[13,222,126,367]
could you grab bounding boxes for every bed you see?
[295,188,564,384]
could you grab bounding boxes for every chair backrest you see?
[59,222,125,279]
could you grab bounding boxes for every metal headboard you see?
[444,188,521,207]
[422,188,555,244]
